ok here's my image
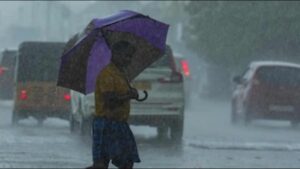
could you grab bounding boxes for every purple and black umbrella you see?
[57,10,169,96]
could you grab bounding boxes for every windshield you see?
[17,43,65,82]
[256,66,300,86]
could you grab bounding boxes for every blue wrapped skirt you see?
[92,117,141,167]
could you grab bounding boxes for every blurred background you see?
[2,1,300,98]
[1,2,300,168]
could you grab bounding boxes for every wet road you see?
[1,95,300,168]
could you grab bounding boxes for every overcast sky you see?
[0,1,97,49]
[0,1,94,26]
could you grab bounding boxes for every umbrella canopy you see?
[57,10,169,94]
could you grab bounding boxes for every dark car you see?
[0,50,17,99]
[231,61,300,127]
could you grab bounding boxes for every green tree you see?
[184,1,300,73]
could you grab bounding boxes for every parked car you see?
[12,41,71,126]
[231,61,300,127]
[70,45,185,142]
[0,50,17,99]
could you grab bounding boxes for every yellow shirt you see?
[94,63,130,121]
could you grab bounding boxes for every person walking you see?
[87,40,141,169]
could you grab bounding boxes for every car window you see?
[256,66,300,86]
[241,67,252,81]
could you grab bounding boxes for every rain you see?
[1,1,300,168]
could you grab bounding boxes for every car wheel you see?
[290,120,299,128]
[241,104,252,125]
[69,114,76,133]
[170,117,184,143]
[37,118,44,127]
[12,111,19,126]
[157,126,168,139]
[81,117,92,137]
[231,100,238,125]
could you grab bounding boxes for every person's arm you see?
[97,65,140,110]
[102,87,138,110]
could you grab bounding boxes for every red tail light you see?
[0,66,7,76]
[19,90,28,100]
[64,93,71,101]
[180,60,190,76]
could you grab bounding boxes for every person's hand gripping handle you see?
[128,87,148,102]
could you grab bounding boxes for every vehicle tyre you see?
[290,120,299,128]
[241,104,252,126]
[70,114,76,133]
[81,117,92,137]
[157,126,168,139]
[12,111,19,126]
[231,101,237,125]
[170,117,184,143]
[37,118,44,127]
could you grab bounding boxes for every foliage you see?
[184,1,300,73]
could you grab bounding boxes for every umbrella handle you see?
[136,90,148,102]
